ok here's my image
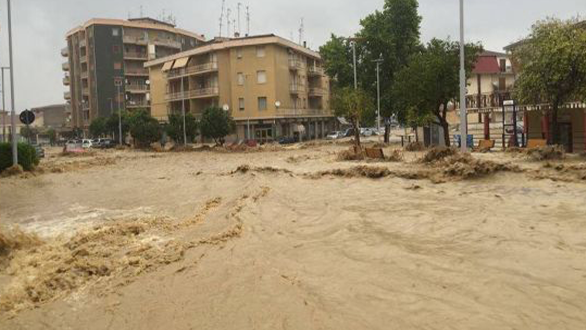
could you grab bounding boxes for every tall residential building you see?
[145,34,335,143]
[62,18,205,131]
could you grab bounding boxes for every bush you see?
[199,107,236,145]
[128,110,162,148]
[166,113,198,144]
[0,142,40,172]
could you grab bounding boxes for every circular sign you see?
[19,110,35,125]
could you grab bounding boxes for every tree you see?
[106,111,131,144]
[89,117,108,138]
[199,106,235,146]
[128,110,162,148]
[332,87,374,149]
[357,0,422,142]
[319,35,356,89]
[513,18,586,145]
[42,128,57,146]
[20,126,38,141]
[166,113,198,144]
[392,39,482,146]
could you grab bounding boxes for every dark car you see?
[278,136,298,145]
[101,139,116,149]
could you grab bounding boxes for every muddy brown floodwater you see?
[1,143,586,330]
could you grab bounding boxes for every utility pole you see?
[1,67,9,143]
[351,41,357,90]
[7,0,18,166]
[459,0,468,152]
[114,78,123,145]
[181,77,187,145]
[373,55,383,133]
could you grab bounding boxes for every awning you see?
[172,57,189,69]
[337,117,350,126]
[161,60,174,72]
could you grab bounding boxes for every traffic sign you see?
[19,109,35,125]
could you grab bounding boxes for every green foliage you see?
[20,126,38,140]
[512,18,586,144]
[199,107,235,145]
[332,87,374,147]
[106,111,131,143]
[89,117,108,138]
[128,110,162,148]
[166,113,199,144]
[392,38,482,145]
[0,142,39,172]
[43,128,57,145]
[319,35,356,89]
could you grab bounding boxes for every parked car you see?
[82,139,93,149]
[278,136,298,145]
[360,128,374,137]
[32,144,45,158]
[343,128,356,137]
[326,131,342,140]
[101,139,116,149]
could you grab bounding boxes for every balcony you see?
[64,91,71,100]
[308,66,324,76]
[62,62,70,71]
[466,92,511,110]
[167,62,219,79]
[153,38,182,49]
[80,71,89,79]
[278,108,328,117]
[61,47,69,57]
[126,84,149,93]
[126,101,150,109]
[165,87,219,101]
[123,35,149,45]
[308,87,325,97]
[124,52,148,60]
[288,59,304,70]
[289,83,304,94]
[80,54,88,63]
[79,39,86,48]
[63,76,70,86]
[125,68,149,76]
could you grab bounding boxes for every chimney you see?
[303,41,307,48]
[235,32,240,38]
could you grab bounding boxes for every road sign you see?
[19,109,35,125]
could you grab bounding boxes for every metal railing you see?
[125,68,149,76]
[165,87,219,101]
[166,62,218,78]
[466,92,512,109]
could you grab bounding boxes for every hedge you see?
[0,142,40,172]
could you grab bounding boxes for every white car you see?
[82,139,93,149]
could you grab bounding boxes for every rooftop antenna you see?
[246,5,250,36]
[233,18,236,37]
[237,3,242,35]
[219,0,226,37]
[298,18,304,45]
[140,5,144,17]
[226,8,231,38]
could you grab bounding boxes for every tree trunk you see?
[384,123,391,144]
[440,119,451,147]
[414,126,419,143]
[551,105,559,145]
[351,117,361,152]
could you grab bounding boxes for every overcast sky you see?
[0,0,585,112]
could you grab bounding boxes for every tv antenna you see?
[246,6,250,36]
[237,3,242,35]
[139,5,144,17]
[219,0,226,37]
[298,18,304,45]
[226,8,231,38]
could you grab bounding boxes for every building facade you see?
[145,34,335,143]
[62,18,205,131]
[30,104,71,132]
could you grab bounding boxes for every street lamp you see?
[372,54,383,134]
[458,0,468,152]
[347,37,363,90]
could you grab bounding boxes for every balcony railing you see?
[125,68,149,76]
[278,108,329,117]
[64,91,71,100]
[289,59,304,70]
[63,76,70,86]
[166,62,218,78]
[79,39,86,48]
[466,92,512,109]
[153,39,182,49]
[62,62,70,71]
[124,52,148,60]
[308,87,325,97]
[165,87,219,101]
[126,84,149,92]
[126,101,150,108]
[123,35,148,45]
[289,83,305,94]
[308,66,324,76]
[61,47,69,57]
[80,71,89,79]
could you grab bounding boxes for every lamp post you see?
[7,0,18,165]
[372,55,383,134]
[114,77,123,145]
[1,67,9,143]
[458,0,468,152]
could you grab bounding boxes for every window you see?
[114,62,122,70]
[258,97,267,111]
[257,70,267,84]
[112,28,119,37]
[239,98,245,111]
[256,46,265,58]
[112,45,120,54]
[236,48,243,59]
[237,73,245,86]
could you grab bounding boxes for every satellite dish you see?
[275,101,281,108]
[222,104,230,111]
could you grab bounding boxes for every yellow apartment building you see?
[145,34,335,142]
